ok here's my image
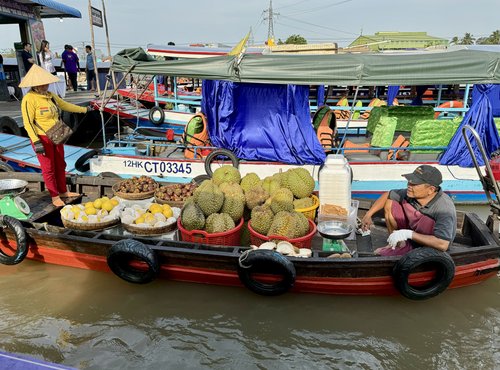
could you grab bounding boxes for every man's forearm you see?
[411,232,450,251]
[366,192,390,217]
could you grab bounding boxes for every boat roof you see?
[111,46,500,86]
[146,44,263,59]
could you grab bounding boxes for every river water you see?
[1,206,499,370]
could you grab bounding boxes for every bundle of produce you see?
[60,196,121,230]
[120,202,181,235]
[112,176,158,200]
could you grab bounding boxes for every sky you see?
[1,0,499,57]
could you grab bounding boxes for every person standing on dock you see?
[21,42,35,74]
[361,165,456,256]
[61,45,80,92]
[19,64,90,207]
[38,40,56,75]
[85,45,97,92]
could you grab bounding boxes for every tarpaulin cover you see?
[201,80,326,165]
[473,84,500,117]
[440,84,500,167]
[112,47,500,86]
[387,86,400,106]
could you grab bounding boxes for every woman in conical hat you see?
[20,64,90,207]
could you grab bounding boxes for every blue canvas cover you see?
[440,84,500,167]
[387,85,400,106]
[201,80,326,165]
[473,84,500,117]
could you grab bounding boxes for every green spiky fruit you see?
[250,204,274,235]
[212,165,241,185]
[244,185,270,210]
[193,180,224,216]
[240,173,261,193]
[282,168,315,199]
[181,202,205,231]
[205,213,235,233]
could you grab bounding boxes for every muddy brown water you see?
[0,205,499,369]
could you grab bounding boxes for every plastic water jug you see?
[319,154,351,211]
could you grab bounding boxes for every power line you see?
[280,14,359,36]
[282,0,353,17]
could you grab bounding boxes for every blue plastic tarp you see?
[473,84,500,117]
[201,80,326,165]
[440,84,500,167]
[387,86,399,106]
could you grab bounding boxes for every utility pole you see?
[263,0,279,46]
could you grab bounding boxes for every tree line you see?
[451,30,500,45]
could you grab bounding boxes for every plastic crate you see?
[295,194,319,221]
[248,219,317,249]
[178,217,244,246]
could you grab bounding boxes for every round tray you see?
[122,220,177,235]
[112,181,158,200]
[317,220,353,240]
[62,217,120,231]
[154,195,185,208]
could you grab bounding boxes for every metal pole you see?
[101,0,117,89]
[87,0,101,95]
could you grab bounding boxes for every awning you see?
[26,0,81,18]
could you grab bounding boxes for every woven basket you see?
[154,195,185,208]
[112,181,158,200]
[122,220,177,235]
[295,194,320,221]
[62,217,120,231]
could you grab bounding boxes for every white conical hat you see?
[18,64,60,88]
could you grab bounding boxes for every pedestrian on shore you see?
[21,42,35,74]
[85,45,97,92]
[19,64,90,207]
[361,165,456,256]
[61,45,80,92]
[38,40,56,75]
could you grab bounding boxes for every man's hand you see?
[387,229,413,248]
[361,214,373,231]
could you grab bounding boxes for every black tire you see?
[0,215,28,265]
[0,161,13,172]
[107,239,159,284]
[0,117,21,136]
[204,149,239,177]
[74,149,98,173]
[238,249,296,296]
[61,111,80,131]
[191,174,211,185]
[148,106,165,125]
[392,247,455,300]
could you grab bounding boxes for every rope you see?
[238,249,253,269]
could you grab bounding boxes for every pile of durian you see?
[60,196,121,224]
[180,165,316,241]
[120,203,181,229]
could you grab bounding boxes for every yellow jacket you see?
[21,91,87,142]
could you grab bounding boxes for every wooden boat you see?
[0,172,498,300]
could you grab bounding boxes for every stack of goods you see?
[60,196,121,231]
[120,202,181,235]
[155,183,198,207]
[113,176,158,200]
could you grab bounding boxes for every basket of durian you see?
[120,202,181,235]
[60,196,121,231]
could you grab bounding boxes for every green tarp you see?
[112,47,500,86]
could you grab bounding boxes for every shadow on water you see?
[0,260,499,370]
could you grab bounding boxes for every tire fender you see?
[107,239,159,284]
[204,149,239,177]
[0,215,28,265]
[148,106,165,125]
[0,161,14,172]
[392,247,455,300]
[0,116,22,136]
[74,149,98,173]
[237,249,296,296]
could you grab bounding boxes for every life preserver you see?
[182,113,210,159]
[204,149,239,177]
[314,106,337,151]
[434,101,464,119]
[74,149,98,173]
[334,97,350,120]
[148,106,165,125]
[0,215,28,265]
[238,249,296,296]
[392,247,455,300]
[107,239,159,284]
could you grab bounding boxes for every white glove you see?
[387,229,413,248]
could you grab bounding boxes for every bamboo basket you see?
[62,217,120,231]
[122,220,177,235]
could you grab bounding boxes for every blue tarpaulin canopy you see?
[440,84,500,167]
[201,80,326,165]
[28,0,81,18]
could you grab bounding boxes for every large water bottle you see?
[319,154,351,211]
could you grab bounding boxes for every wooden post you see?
[87,0,101,95]
[101,0,117,90]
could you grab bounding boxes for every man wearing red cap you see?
[361,165,456,256]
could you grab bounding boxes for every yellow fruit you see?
[135,216,145,224]
[162,204,172,211]
[93,199,103,209]
[71,205,81,213]
[162,208,173,218]
[149,203,162,213]
[85,206,97,215]
[102,200,114,212]
[110,199,119,207]
[85,201,94,208]
[101,196,110,202]
[81,215,89,222]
